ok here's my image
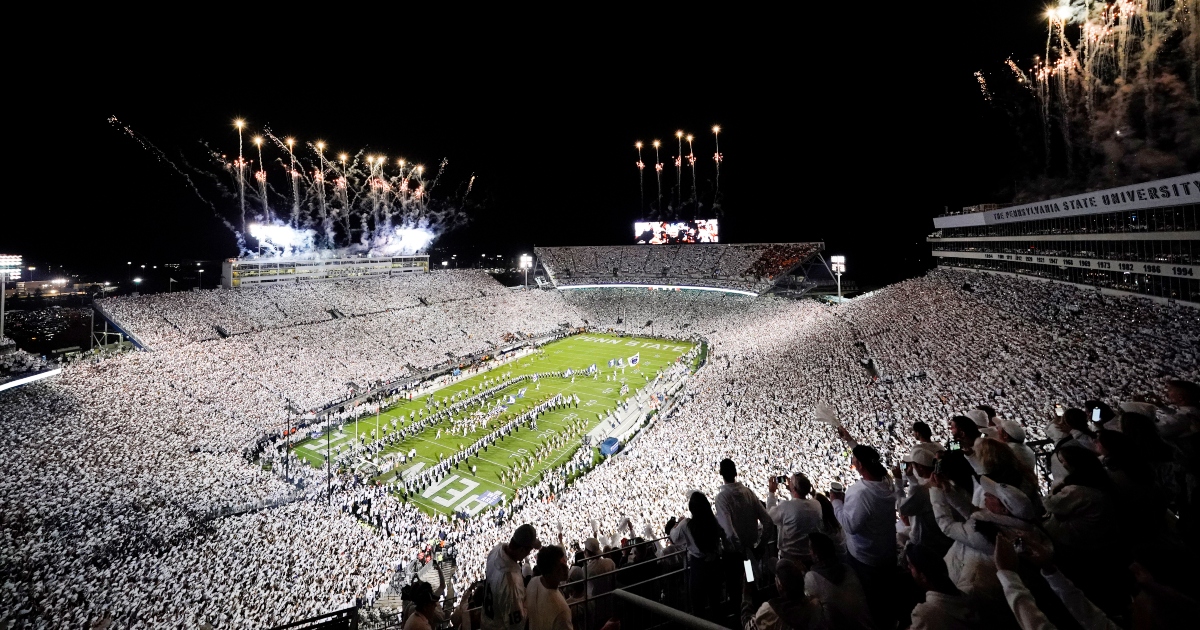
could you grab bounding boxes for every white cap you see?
[902,444,937,468]
[980,475,1035,521]
[997,419,1026,442]
[966,409,990,428]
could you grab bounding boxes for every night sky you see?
[7,5,1050,288]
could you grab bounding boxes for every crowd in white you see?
[536,243,820,292]
[2,267,1197,628]
[0,336,49,378]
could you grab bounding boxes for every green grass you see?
[291,333,696,516]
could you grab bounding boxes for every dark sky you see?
[7,6,1049,288]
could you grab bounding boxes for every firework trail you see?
[686,134,696,204]
[674,131,684,209]
[653,140,663,216]
[464,173,476,200]
[711,126,722,209]
[974,71,992,101]
[635,141,645,215]
[989,1,1199,189]
[111,117,470,259]
[107,116,242,245]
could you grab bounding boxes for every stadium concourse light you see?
[830,256,847,300]
[441,260,448,268]
[519,254,533,289]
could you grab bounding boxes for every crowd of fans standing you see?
[1,267,1198,628]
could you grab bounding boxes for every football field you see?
[291,332,698,516]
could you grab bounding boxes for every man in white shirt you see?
[831,441,898,629]
[481,524,540,630]
[715,458,772,553]
[765,472,821,564]
[525,545,573,630]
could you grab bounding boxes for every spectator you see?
[896,445,952,556]
[525,545,573,630]
[912,421,943,451]
[482,524,540,630]
[812,493,848,559]
[830,442,897,627]
[766,472,822,564]
[974,438,1042,514]
[803,532,874,629]
[715,458,773,610]
[402,580,444,630]
[930,474,1047,616]
[741,558,825,630]
[668,492,724,620]
[906,543,985,630]
[715,458,773,554]
[996,419,1038,479]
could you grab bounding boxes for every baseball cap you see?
[584,537,601,555]
[966,409,990,428]
[997,419,1026,442]
[902,444,937,468]
[979,475,1035,521]
[511,524,542,550]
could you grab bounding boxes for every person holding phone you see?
[766,472,822,564]
[714,458,772,609]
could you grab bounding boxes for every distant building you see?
[0,254,20,282]
[930,173,1199,305]
[221,254,430,288]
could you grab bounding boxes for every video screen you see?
[634,219,719,244]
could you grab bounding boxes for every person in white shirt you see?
[765,472,822,564]
[996,419,1038,475]
[830,441,898,629]
[715,459,773,554]
[582,537,616,624]
[525,545,573,630]
[481,524,540,630]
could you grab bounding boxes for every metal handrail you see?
[612,590,726,630]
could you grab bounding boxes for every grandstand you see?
[221,254,430,289]
[535,242,824,295]
[8,245,1200,629]
[930,172,1200,305]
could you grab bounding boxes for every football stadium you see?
[5,10,1200,629]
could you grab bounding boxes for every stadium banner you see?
[931,250,1199,279]
[634,219,719,244]
[933,173,1200,229]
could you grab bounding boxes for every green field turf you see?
[291,333,697,516]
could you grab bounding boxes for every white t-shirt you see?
[524,576,573,630]
[481,544,526,630]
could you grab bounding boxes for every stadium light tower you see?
[830,256,847,300]
[519,254,533,289]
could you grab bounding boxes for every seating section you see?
[536,243,821,293]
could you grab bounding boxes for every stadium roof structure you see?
[534,242,824,296]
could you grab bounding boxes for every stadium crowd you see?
[536,243,821,292]
[1,267,1198,628]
